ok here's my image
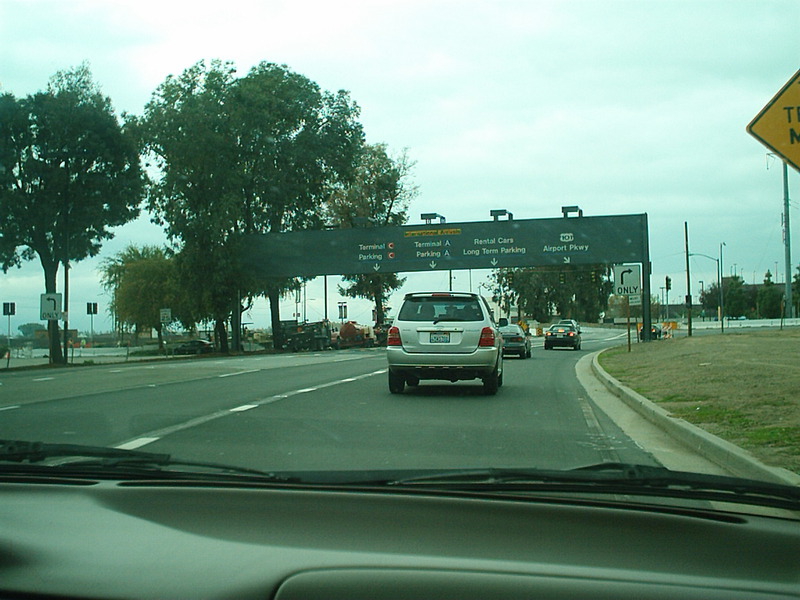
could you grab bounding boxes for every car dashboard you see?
[1,479,798,599]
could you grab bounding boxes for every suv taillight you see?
[387,326,401,346]
[478,327,496,347]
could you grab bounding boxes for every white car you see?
[386,292,504,395]
[557,319,581,333]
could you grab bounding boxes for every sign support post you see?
[747,70,800,318]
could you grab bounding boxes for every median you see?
[598,329,800,476]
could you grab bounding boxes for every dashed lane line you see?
[218,369,260,378]
[113,368,386,451]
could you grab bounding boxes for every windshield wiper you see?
[0,439,171,464]
[0,439,298,483]
[378,462,800,511]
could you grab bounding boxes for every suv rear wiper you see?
[378,463,800,511]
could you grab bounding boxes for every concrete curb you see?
[591,349,800,486]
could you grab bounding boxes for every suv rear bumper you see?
[387,347,500,381]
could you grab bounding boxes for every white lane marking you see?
[219,369,260,378]
[112,368,387,449]
[115,437,161,450]
[33,377,54,382]
[0,405,20,412]
[108,369,123,373]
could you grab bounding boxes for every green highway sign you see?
[240,213,649,278]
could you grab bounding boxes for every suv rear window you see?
[398,296,485,322]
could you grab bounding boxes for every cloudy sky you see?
[1,0,799,332]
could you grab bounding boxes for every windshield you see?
[0,0,798,518]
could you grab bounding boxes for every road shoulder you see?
[576,350,800,485]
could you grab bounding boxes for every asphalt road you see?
[1,327,664,472]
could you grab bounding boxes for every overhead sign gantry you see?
[239,211,654,338]
[241,213,649,277]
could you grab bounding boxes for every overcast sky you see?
[1,0,799,333]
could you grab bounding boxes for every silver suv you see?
[386,292,504,395]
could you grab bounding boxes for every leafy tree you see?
[327,144,416,325]
[139,60,364,350]
[699,282,721,318]
[135,60,240,351]
[701,275,748,319]
[607,294,660,321]
[0,64,143,363]
[100,245,193,347]
[723,275,748,318]
[490,265,611,323]
[757,270,783,318]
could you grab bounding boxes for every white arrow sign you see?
[40,293,63,321]
[613,264,642,296]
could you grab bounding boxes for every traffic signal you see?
[665,276,671,291]
[590,270,597,282]
[559,272,566,284]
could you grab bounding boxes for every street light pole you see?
[783,160,794,318]
[685,221,692,336]
[720,242,725,333]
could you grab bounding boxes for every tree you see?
[701,275,748,319]
[139,60,364,350]
[136,60,241,352]
[327,144,416,325]
[0,64,143,363]
[100,245,192,347]
[757,270,783,319]
[723,275,748,318]
[490,265,612,323]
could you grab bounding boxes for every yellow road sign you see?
[747,69,800,172]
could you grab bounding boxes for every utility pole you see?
[685,222,692,336]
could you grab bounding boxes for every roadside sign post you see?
[40,293,63,321]
[747,70,799,318]
[614,264,643,349]
[87,302,98,347]
[160,308,172,357]
[3,302,14,368]
[626,296,631,352]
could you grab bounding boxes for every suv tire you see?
[388,370,405,394]
[483,366,500,395]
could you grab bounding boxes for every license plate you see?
[430,332,450,343]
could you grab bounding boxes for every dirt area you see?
[598,329,800,474]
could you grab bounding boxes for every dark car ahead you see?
[174,339,214,355]
[639,323,662,340]
[499,324,531,358]
[544,324,581,350]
